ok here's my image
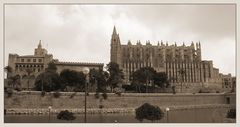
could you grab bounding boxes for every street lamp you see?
[48,106,52,123]
[166,107,170,123]
[83,67,90,123]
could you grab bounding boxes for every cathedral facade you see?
[110,26,234,90]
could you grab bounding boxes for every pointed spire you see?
[182,42,185,46]
[38,40,42,49]
[199,41,201,48]
[190,41,194,48]
[175,42,177,46]
[113,25,117,35]
[128,40,132,45]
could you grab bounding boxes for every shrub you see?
[6,89,13,97]
[15,87,21,92]
[99,105,104,109]
[41,91,46,97]
[57,110,76,121]
[116,92,122,96]
[227,109,236,119]
[53,91,61,98]
[102,93,108,100]
[70,92,76,99]
[216,91,220,93]
[135,103,164,122]
[95,93,100,99]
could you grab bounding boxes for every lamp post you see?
[166,107,170,123]
[83,67,90,123]
[48,106,52,123]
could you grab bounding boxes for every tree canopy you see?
[34,62,62,91]
[57,110,76,121]
[4,66,13,78]
[153,72,169,88]
[131,67,169,93]
[131,67,156,84]
[135,103,164,122]
[227,108,236,119]
[89,68,109,93]
[60,69,86,91]
[46,62,57,72]
[34,71,62,92]
[8,75,21,90]
[106,62,124,91]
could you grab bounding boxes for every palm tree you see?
[4,66,21,90]
[25,68,33,91]
[9,75,21,90]
[178,68,186,93]
[4,66,13,78]
[106,62,124,92]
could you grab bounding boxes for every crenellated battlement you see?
[55,61,104,66]
[123,40,201,49]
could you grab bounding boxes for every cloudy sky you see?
[4,4,235,75]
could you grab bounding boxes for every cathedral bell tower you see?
[110,26,122,66]
[34,40,48,56]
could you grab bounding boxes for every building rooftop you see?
[19,55,44,58]
[54,61,104,66]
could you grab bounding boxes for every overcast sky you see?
[4,4,235,76]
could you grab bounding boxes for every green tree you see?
[178,68,186,93]
[4,66,20,90]
[106,62,124,92]
[34,71,62,92]
[60,69,86,91]
[8,75,21,90]
[227,109,236,119]
[89,68,98,89]
[135,103,164,122]
[25,68,34,91]
[46,62,57,72]
[57,110,76,122]
[34,62,61,92]
[131,67,156,93]
[89,68,109,100]
[153,72,169,88]
[96,69,109,93]
[4,66,13,78]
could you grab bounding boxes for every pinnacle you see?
[113,26,117,35]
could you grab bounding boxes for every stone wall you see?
[4,91,235,109]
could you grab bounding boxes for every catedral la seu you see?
[4,26,236,123]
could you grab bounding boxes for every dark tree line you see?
[34,62,122,93]
[35,62,63,92]
[4,66,21,91]
[6,61,169,93]
[130,67,169,93]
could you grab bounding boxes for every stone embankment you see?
[5,104,232,115]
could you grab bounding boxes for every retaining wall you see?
[4,91,235,109]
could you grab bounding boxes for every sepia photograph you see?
[2,0,237,125]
